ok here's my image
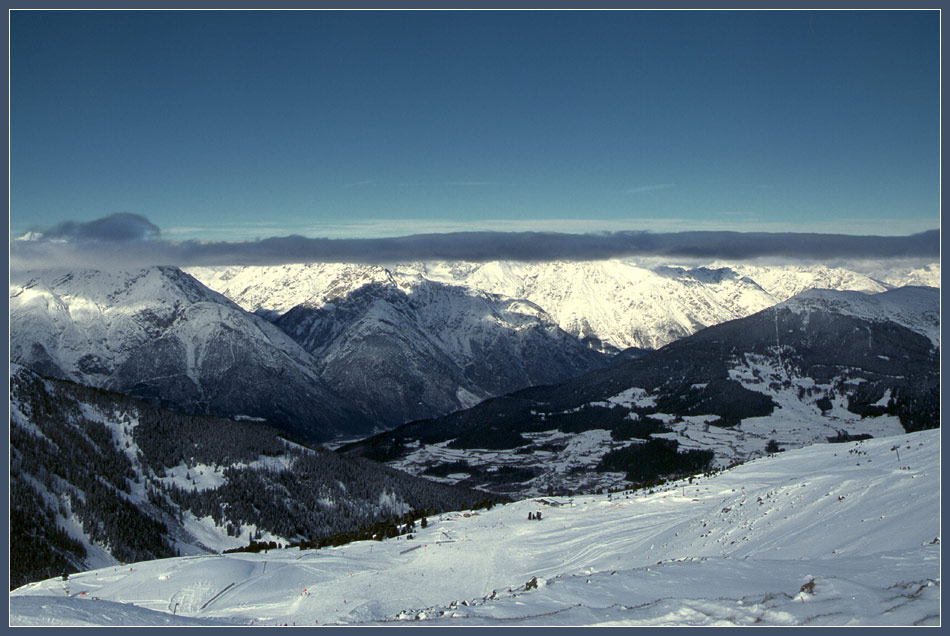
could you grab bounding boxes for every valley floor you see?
[10,429,940,627]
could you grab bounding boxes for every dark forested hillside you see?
[340,289,939,496]
[10,367,505,589]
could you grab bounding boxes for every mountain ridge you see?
[9,364,505,588]
[10,266,371,441]
[188,259,938,353]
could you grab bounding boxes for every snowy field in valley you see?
[10,429,939,627]
[388,348,914,498]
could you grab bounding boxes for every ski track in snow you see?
[11,430,940,627]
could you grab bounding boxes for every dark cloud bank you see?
[11,213,940,272]
[38,213,162,243]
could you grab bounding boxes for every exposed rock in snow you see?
[274,276,607,425]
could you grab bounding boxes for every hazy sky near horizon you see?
[11,10,940,241]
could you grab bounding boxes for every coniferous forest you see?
[10,367,506,588]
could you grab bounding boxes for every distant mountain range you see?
[11,260,939,443]
[10,266,607,434]
[189,259,938,353]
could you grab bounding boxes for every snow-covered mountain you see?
[344,286,939,497]
[781,286,940,346]
[190,261,779,352]
[189,259,937,353]
[873,261,941,289]
[9,266,370,440]
[186,263,392,318]
[11,429,939,627]
[9,264,609,430]
[274,274,607,424]
[416,260,782,351]
[723,263,889,301]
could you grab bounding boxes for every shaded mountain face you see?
[10,264,608,434]
[10,266,370,441]
[274,277,608,426]
[340,287,939,497]
[9,365,505,588]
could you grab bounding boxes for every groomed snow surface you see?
[11,430,939,627]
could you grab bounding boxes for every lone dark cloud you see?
[10,214,940,272]
[38,213,161,242]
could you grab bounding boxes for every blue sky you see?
[11,10,940,241]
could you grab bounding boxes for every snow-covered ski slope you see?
[11,429,939,627]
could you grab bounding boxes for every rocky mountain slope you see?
[274,274,607,424]
[10,267,370,441]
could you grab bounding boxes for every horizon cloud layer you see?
[10,213,940,272]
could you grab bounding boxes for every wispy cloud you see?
[715,211,756,218]
[10,213,939,273]
[394,181,501,188]
[624,183,675,195]
[342,180,375,189]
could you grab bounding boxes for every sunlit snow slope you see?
[11,430,939,627]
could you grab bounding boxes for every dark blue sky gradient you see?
[11,10,940,239]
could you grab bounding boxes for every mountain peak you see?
[780,286,939,346]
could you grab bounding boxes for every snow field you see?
[11,429,939,626]
[392,429,631,496]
